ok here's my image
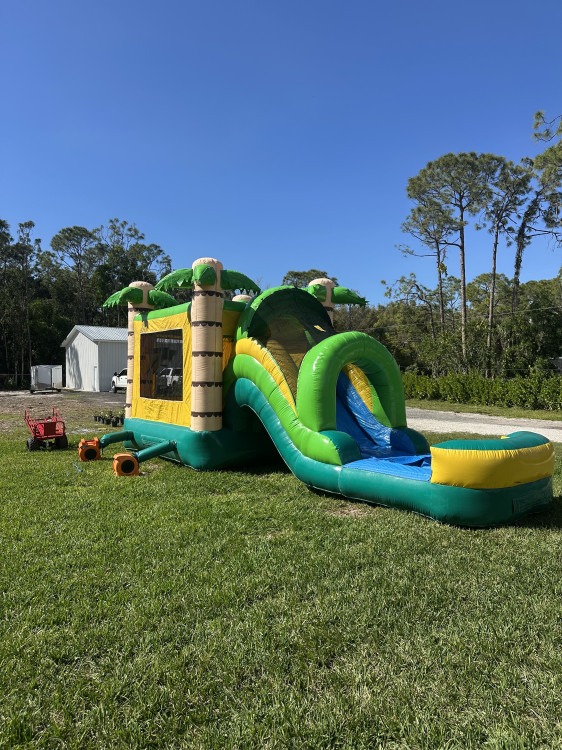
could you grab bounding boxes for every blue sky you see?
[2,0,561,304]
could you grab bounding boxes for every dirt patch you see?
[327,502,378,519]
[0,389,125,434]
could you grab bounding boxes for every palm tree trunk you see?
[308,278,335,323]
[125,303,136,417]
[190,258,224,431]
[125,281,155,417]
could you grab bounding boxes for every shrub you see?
[402,372,562,410]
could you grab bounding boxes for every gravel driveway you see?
[0,389,126,434]
[407,407,562,442]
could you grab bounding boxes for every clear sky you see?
[2,0,561,303]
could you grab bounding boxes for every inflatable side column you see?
[125,281,155,418]
[190,257,224,431]
[309,278,336,323]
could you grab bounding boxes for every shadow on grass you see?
[163,451,562,529]
[230,461,289,477]
[180,454,290,478]
[514,495,562,529]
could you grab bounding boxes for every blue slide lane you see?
[335,373,432,480]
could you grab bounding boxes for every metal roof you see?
[61,325,128,347]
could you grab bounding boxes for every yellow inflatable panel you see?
[430,440,554,489]
[235,337,296,411]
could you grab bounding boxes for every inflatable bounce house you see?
[79,257,555,527]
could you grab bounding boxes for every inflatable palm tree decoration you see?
[103,281,177,417]
[156,258,260,431]
[306,278,366,323]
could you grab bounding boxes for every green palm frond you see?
[221,270,261,294]
[155,268,194,291]
[331,287,367,306]
[147,290,178,309]
[103,286,144,308]
[157,266,261,294]
[193,264,217,286]
[306,283,328,302]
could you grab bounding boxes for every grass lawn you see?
[1,415,561,749]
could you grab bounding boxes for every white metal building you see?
[61,326,127,392]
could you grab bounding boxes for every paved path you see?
[407,407,562,443]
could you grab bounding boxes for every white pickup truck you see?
[157,367,182,388]
[111,368,127,392]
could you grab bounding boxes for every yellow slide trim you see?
[222,309,242,371]
[222,308,241,339]
[430,442,554,489]
[342,363,374,413]
[235,337,296,411]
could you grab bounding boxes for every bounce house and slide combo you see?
[79,257,555,528]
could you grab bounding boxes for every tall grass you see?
[0,425,561,749]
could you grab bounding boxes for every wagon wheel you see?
[55,435,69,450]
[26,437,41,451]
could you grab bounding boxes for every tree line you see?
[283,268,561,379]
[0,218,171,385]
[289,111,562,378]
[1,113,560,387]
[393,112,560,371]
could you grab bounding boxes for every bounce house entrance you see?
[245,286,336,399]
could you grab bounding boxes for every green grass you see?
[1,423,561,749]
[406,398,562,422]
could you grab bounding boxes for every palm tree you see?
[156,257,260,431]
[306,278,366,323]
[103,281,177,417]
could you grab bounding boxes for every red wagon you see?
[24,407,68,450]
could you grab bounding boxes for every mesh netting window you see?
[139,330,183,401]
